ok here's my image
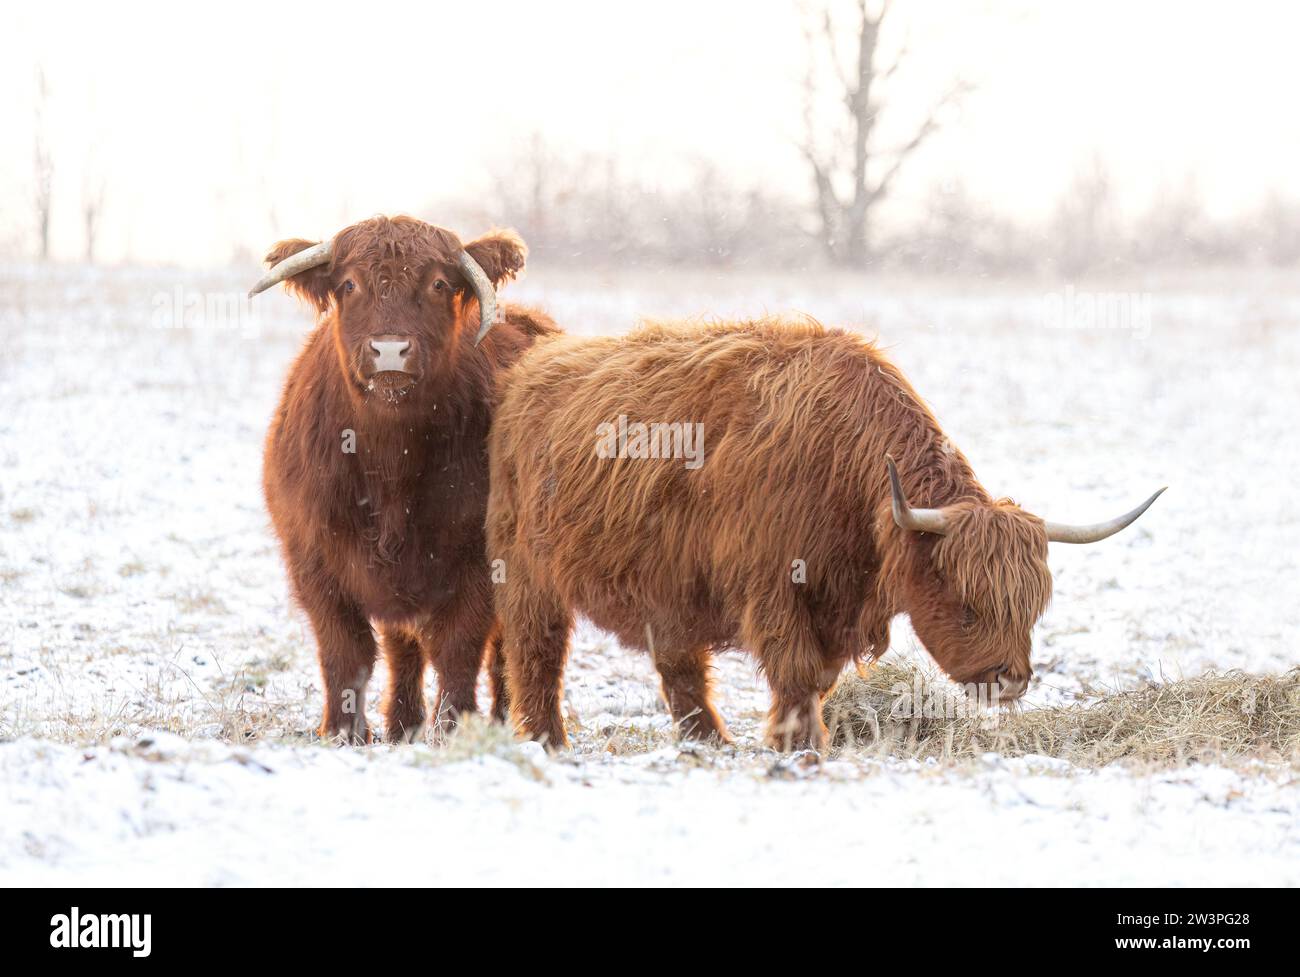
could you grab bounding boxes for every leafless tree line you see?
[19,3,1300,273]
[890,164,1300,275]
[447,143,810,268]
[407,1,1300,275]
[455,132,1300,274]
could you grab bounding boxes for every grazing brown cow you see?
[253,215,558,743]
[487,318,1163,751]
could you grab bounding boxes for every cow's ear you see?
[464,229,527,289]
[263,238,334,313]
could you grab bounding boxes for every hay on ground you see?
[823,663,1300,766]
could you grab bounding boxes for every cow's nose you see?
[369,336,414,373]
[997,672,1029,701]
[369,337,411,357]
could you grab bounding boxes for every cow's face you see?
[902,501,1052,705]
[262,217,526,408]
[327,244,464,405]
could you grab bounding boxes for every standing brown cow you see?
[487,318,1163,751]
[253,216,557,743]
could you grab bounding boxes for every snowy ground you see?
[1,262,1298,886]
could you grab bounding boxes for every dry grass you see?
[825,662,1300,766]
[424,713,548,778]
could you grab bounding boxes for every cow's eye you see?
[961,606,976,629]
[342,280,356,294]
[432,279,446,292]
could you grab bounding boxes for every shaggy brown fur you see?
[487,317,1052,752]
[263,215,558,743]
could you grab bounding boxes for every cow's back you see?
[490,318,901,652]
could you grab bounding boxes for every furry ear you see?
[464,229,527,289]
[263,238,333,313]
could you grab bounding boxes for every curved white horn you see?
[459,251,497,345]
[885,455,949,535]
[248,241,334,298]
[1042,487,1167,544]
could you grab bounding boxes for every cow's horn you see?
[1042,487,1166,544]
[458,251,497,345]
[247,241,334,298]
[886,455,949,535]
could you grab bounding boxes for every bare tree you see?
[33,66,54,261]
[887,177,1038,275]
[1050,153,1120,275]
[1257,192,1300,268]
[1130,175,1209,268]
[82,170,106,263]
[681,161,744,265]
[671,161,807,267]
[800,0,968,266]
[518,131,555,248]
[487,131,571,256]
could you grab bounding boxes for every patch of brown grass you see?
[825,662,1300,767]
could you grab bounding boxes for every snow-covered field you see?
[2,262,1298,886]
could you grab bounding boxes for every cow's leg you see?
[766,683,831,752]
[653,646,731,744]
[419,571,494,734]
[502,580,573,750]
[378,625,428,743]
[296,573,376,745]
[767,653,850,753]
[485,625,510,723]
[747,596,840,752]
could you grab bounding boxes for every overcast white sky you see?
[2,0,1296,264]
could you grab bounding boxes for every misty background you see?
[3,0,1298,274]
